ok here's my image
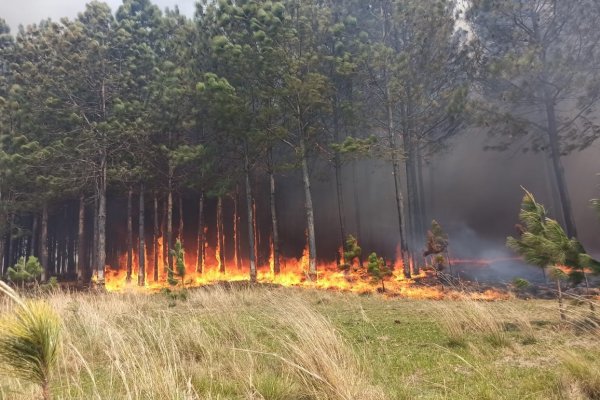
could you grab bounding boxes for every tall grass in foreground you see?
[0,287,384,399]
[0,281,61,400]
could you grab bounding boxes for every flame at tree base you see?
[98,243,510,301]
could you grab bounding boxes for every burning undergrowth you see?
[98,238,512,301]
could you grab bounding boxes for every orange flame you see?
[101,236,509,300]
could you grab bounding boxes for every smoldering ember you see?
[0,1,599,398]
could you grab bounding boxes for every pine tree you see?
[468,0,600,238]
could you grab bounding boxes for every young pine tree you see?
[367,252,392,293]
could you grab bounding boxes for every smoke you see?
[271,127,599,283]
[430,129,600,257]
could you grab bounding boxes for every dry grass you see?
[0,286,384,400]
[434,299,536,347]
[0,286,600,399]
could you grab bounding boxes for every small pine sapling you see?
[169,239,186,286]
[339,235,362,274]
[7,256,43,288]
[367,252,392,292]
[507,189,600,318]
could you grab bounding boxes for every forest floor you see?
[0,285,599,400]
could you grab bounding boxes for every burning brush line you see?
[97,239,509,300]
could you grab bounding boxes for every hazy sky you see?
[0,0,196,31]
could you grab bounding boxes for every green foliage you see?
[512,278,530,290]
[367,252,392,292]
[160,287,189,306]
[339,235,361,272]
[0,282,60,399]
[331,136,377,159]
[507,189,600,277]
[169,239,186,285]
[6,256,43,285]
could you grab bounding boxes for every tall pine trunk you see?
[351,162,363,266]
[233,190,241,270]
[332,99,347,255]
[217,196,225,273]
[126,188,133,282]
[544,98,576,238]
[178,194,184,244]
[138,184,145,286]
[77,194,85,282]
[92,197,98,279]
[7,213,13,270]
[97,162,107,284]
[245,150,257,282]
[269,169,281,275]
[167,185,173,281]
[299,134,317,279]
[153,192,159,281]
[30,214,38,258]
[386,91,410,278]
[162,196,167,272]
[41,203,49,281]
[196,192,205,273]
[531,13,577,238]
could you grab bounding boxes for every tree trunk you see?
[245,152,257,282]
[531,13,577,238]
[381,0,410,278]
[92,197,98,279]
[30,214,38,258]
[196,192,205,273]
[167,186,173,281]
[97,162,107,284]
[269,169,281,275]
[416,149,427,242]
[351,162,363,266]
[217,196,225,273]
[386,91,410,278]
[153,192,159,282]
[77,194,85,282]
[162,195,167,272]
[178,194,184,244]
[233,189,241,270]
[557,279,566,321]
[332,100,347,257]
[126,188,133,282]
[6,213,13,270]
[41,204,49,281]
[0,233,4,276]
[300,134,317,279]
[138,184,145,286]
[544,98,577,238]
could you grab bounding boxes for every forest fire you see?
[99,238,509,301]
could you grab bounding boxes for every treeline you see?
[0,0,599,285]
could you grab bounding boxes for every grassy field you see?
[0,285,598,399]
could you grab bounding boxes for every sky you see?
[0,0,196,31]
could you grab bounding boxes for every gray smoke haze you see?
[0,0,195,32]
[277,128,600,276]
